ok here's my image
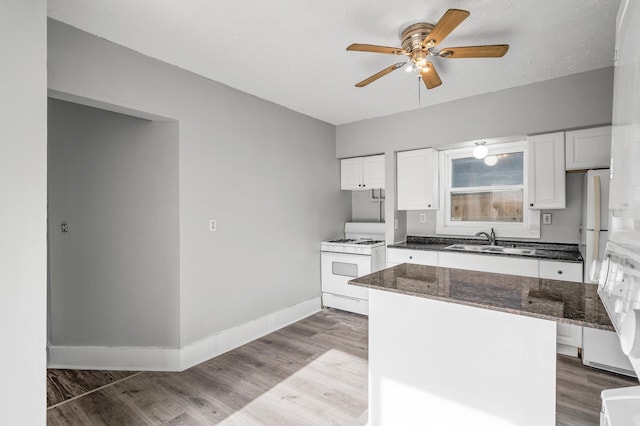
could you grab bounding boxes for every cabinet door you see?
[539,260,583,353]
[340,157,363,190]
[362,155,385,189]
[528,132,566,209]
[565,126,612,171]
[397,148,439,210]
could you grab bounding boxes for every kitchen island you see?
[350,263,613,426]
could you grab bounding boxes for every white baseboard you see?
[48,297,321,371]
[179,297,321,370]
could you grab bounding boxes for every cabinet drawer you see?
[386,248,438,266]
[438,252,538,277]
[539,261,582,282]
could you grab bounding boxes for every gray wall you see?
[47,20,351,347]
[337,68,613,158]
[403,172,585,243]
[48,99,180,347]
[340,68,613,243]
[352,190,385,223]
[0,0,47,423]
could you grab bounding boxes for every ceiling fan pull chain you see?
[418,75,422,106]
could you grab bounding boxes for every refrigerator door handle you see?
[593,174,601,262]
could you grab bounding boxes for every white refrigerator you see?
[581,169,636,377]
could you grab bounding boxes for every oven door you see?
[321,252,371,300]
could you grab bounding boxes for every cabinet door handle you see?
[409,256,413,259]
[530,203,534,207]
[557,270,563,275]
[427,204,431,208]
[363,184,366,187]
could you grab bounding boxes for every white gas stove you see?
[593,241,640,376]
[321,222,386,315]
[320,238,385,255]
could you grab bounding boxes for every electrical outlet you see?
[394,218,399,230]
[419,213,427,223]
[542,213,552,225]
[209,219,217,231]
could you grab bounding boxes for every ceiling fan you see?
[347,9,509,89]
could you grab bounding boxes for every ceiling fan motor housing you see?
[400,22,434,52]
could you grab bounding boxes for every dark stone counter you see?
[350,263,612,330]
[387,236,583,263]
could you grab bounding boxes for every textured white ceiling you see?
[47,0,620,125]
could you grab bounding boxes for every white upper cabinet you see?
[528,132,566,209]
[565,126,612,170]
[397,148,439,210]
[340,155,385,190]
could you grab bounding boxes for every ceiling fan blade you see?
[420,62,442,90]
[355,62,405,87]
[422,9,470,48]
[439,45,509,58]
[347,43,406,55]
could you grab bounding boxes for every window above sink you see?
[436,140,541,239]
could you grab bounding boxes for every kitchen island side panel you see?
[369,288,556,426]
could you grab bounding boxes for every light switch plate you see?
[542,213,552,225]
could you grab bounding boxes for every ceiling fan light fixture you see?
[484,155,498,166]
[473,141,488,159]
[412,50,428,68]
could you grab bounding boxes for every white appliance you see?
[598,0,640,423]
[581,169,635,376]
[581,169,610,279]
[321,222,386,315]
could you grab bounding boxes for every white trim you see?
[48,297,321,371]
[436,140,541,239]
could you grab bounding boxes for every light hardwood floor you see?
[48,308,637,425]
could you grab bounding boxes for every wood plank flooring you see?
[47,369,139,407]
[557,353,637,426]
[47,308,637,425]
[48,309,368,425]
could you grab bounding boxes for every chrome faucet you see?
[475,228,496,246]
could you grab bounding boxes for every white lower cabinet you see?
[539,260,583,356]
[388,247,584,356]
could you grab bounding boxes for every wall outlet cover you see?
[419,213,427,223]
[542,213,552,225]
[209,219,217,231]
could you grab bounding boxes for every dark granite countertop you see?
[350,263,612,330]
[387,236,583,263]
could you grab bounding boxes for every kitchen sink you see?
[445,244,537,256]
[445,244,489,252]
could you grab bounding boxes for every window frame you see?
[436,140,541,239]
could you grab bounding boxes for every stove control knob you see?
[615,267,625,287]
[590,258,609,287]
[619,309,640,357]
